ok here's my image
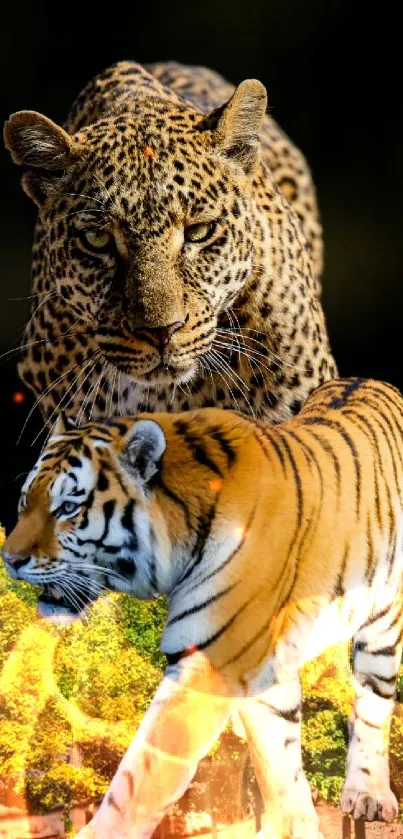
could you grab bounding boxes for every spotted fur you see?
[3,378,403,837]
[4,60,335,425]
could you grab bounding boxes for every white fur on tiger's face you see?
[2,377,403,837]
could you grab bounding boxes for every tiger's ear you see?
[120,420,166,486]
[50,412,77,439]
[206,80,267,175]
[4,110,80,206]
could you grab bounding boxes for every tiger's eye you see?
[57,500,79,518]
[184,221,216,244]
[82,230,113,251]
[61,501,77,514]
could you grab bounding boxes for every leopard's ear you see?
[207,80,267,175]
[4,110,80,206]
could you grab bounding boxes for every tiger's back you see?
[155,377,403,681]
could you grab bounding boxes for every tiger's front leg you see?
[74,652,232,839]
[239,678,324,839]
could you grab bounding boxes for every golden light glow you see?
[233,525,250,541]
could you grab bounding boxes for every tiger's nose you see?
[135,321,184,348]
[1,549,31,571]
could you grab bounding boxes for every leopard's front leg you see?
[74,652,231,839]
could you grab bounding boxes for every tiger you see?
[2,377,403,838]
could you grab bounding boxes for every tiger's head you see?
[1,414,174,622]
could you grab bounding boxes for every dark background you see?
[0,0,401,530]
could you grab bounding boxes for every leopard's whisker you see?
[209,348,250,393]
[23,290,59,338]
[212,338,276,380]
[209,349,256,418]
[5,288,58,303]
[75,363,102,426]
[203,353,242,413]
[222,308,243,357]
[57,208,106,222]
[199,357,216,398]
[170,383,178,405]
[218,309,255,377]
[88,363,107,421]
[91,173,120,216]
[106,365,118,418]
[221,314,290,368]
[31,353,103,447]
[17,359,89,444]
[0,328,89,364]
[216,326,289,369]
[63,191,106,207]
[117,371,123,417]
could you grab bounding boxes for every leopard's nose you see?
[1,549,31,571]
[135,321,184,348]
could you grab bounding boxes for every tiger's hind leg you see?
[342,597,403,822]
[239,678,324,839]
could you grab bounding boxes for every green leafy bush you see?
[0,537,163,813]
[1,524,403,820]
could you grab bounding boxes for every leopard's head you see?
[4,81,268,387]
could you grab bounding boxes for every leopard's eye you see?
[184,221,216,244]
[81,229,113,252]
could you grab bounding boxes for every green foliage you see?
[0,550,163,813]
[388,712,403,808]
[120,594,168,667]
[52,600,162,719]
[0,553,41,609]
[1,525,403,823]
[302,709,347,804]
[26,763,106,812]
[0,583,37,670]
[301,644,403,814]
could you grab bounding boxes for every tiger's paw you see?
[284,813,325,839]
[73,827,95,839]
[341,786,398,822]
[257,809,324,839]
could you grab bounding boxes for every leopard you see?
[4,60,336,429]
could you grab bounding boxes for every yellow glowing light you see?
[209,478,222,493]
[234,525,250,541]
